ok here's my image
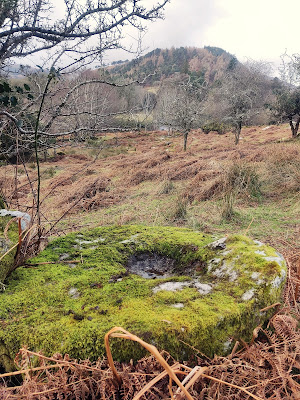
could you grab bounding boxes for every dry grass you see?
[264,143,300,194]
[0,124,298,242]
[0,125,298,220]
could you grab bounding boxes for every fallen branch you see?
[24,260,82,267]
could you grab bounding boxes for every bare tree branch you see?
[0,0,169,64]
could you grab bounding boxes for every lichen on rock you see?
[0,225,287,371]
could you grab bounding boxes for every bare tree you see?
[271,53,300,138]
[271,89,300,138]
[0,0,169,67]
[279,52,300,87]
[0,0,170,143]
[155,76,207,150]
[0,0,170,162]
[206,62,272,144]
[0,0,169,256]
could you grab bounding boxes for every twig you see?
[133,364,188,400]
[104,326,195,400]
[244,216,254,235]
[175,366,206,399]
[24,260,81,266]
[228,341,240,360]
[0,362,71,379]
[200,373,264,400]
[0,225,36,262]
[260,302,281,312]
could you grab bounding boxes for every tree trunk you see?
[289,117,300,137]
[183,131,188,151]
[234,121,242,145]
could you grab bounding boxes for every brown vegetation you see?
[0,125,299,235]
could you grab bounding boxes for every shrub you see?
[156,180,175,195]
[264,144,300,194]
[222,162,262,219]
[170,195,188,221]
[201,121,229,135]
[0,194,6,209]
[42,167,57,178]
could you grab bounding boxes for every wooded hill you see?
[108,46,238,85]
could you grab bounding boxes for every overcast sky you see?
[107,0,300,70]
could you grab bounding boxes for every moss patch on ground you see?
[0,225,287,371]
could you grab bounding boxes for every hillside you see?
[1,125,298,252]
[108,46,238,84]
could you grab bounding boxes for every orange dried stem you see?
[0,362,71,379]
[260,302,281,312]
[201,373,264,400]
[104,326,194,400]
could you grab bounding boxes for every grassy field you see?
[0,124,299,258]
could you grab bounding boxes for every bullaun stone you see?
[0,225,286,371]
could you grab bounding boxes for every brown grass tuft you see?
[264,143,300,194]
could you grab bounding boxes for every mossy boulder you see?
[0,215,19,287]
[0,210,30,289]
[0,225,286,371]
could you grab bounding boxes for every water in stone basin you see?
[126,252,213,295]
[126,253,176,279]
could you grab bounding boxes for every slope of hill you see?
[0,124,298,251]
[108,46,238,84]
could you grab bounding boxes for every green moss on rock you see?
[0,225,287,371]
[0,216,19,285]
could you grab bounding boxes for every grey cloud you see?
[143,0,221,49]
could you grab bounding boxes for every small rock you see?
[153,281,190,294]
[109,271,129,283]
[208,237,227,250]
[223,339,233,352]
[60,253,70,261]
[242,289,255,301]
[73,313,84,321]
[0,210,31,231]
[68,288,80,299]
[194,282,213,295]
[90,282,103,289]
[171,303,185,309]
[255,250,266,256]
